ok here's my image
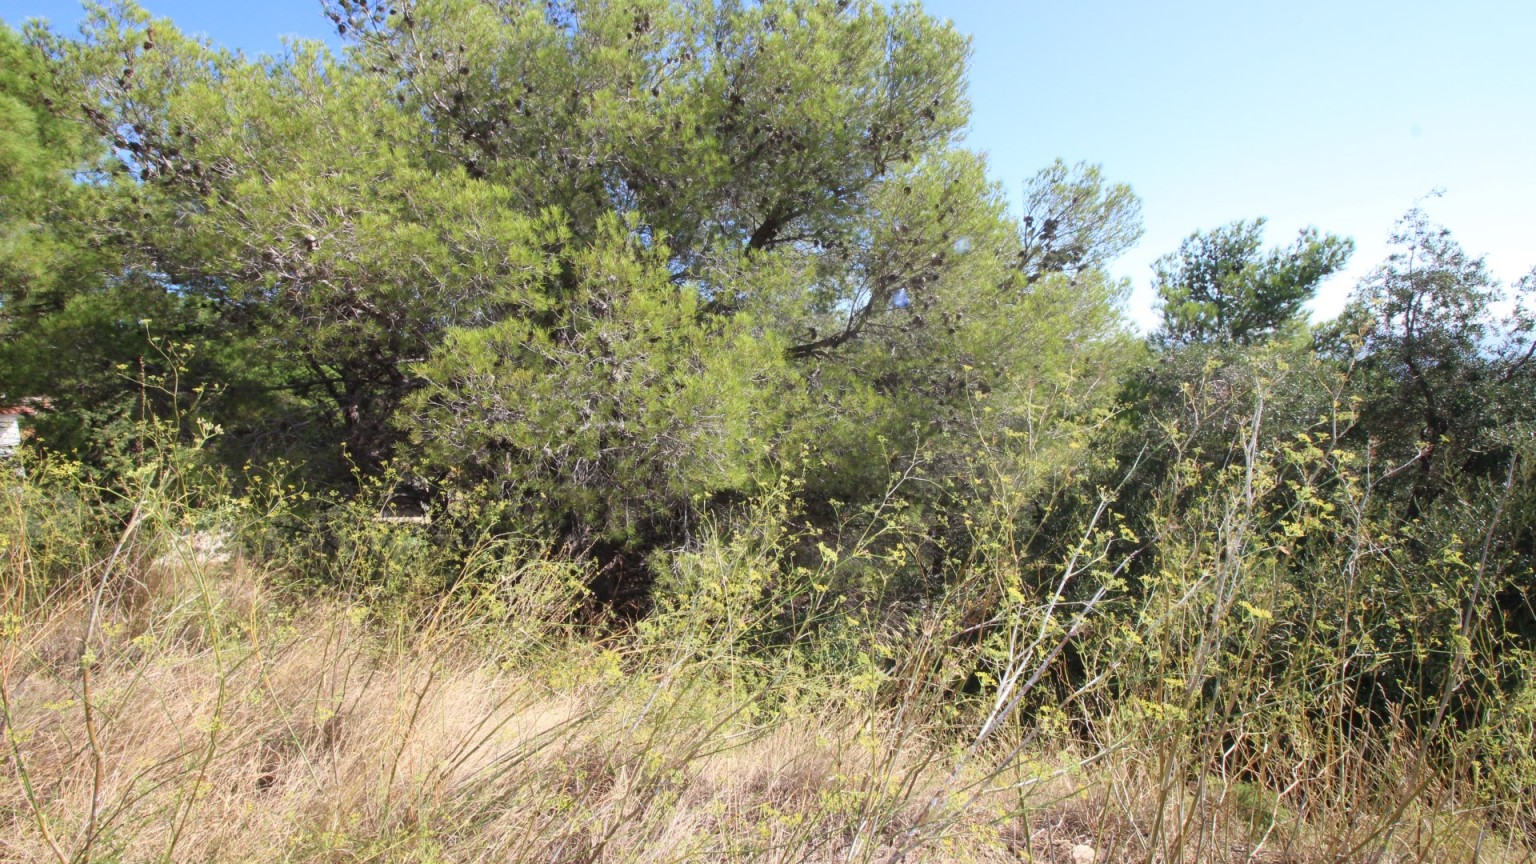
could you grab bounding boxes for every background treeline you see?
[3,1,1535,856]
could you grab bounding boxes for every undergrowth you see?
[2,395,1533,864]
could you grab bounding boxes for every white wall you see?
[0,415,22,457]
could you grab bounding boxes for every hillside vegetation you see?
[2,2,1534,861]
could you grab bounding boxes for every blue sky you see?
[13,0,1534,329]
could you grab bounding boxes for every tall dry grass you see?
[6,534,1528,863]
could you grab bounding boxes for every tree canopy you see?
[1153,218,1352,347]
[2,1,1140,556]
[1,2,1529,634]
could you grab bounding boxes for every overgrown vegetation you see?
[3,1,1534,861]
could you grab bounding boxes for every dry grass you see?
[3,540,1531,862]
[0,548,991,862]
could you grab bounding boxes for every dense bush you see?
[2,2,1534,858]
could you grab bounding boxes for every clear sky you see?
[13,0,1535,329]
